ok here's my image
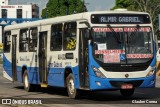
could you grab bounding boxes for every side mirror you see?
[156,49,160,61]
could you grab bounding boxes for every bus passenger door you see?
[39,32,48,87]
[79,29,89,88]
[12,35,17,81]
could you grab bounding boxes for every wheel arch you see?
[64,67,73,87]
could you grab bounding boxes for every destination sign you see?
[91,14,150,24]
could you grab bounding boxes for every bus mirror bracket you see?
[157,49,160,61]
[79,21,91,28]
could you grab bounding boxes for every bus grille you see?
[102,65,148,72]
[109,80,144,88]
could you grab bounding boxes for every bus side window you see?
[19,29,29,52]
[50,24,62,51]
[29,28,38,52]
[4,31,11,53]
[63,22,77,50]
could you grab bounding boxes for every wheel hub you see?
[68,79,75,94]
[24,75,29,88]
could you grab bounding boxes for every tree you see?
[112,0,131,10]
[41,0,87,18]
[112,0,160,36]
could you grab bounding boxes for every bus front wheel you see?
[23,70,33,92]
[120,89,135,97]
[66,74,80,99]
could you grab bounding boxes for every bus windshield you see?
[92,26,153,64]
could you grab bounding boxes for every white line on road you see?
[135,92,145,95]
[2,82,12,83]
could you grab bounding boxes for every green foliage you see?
[41,0,87,18]
[112,0,160,36]
[112,0,131,10]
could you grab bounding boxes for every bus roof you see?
[4,10,149,31]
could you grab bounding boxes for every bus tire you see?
[23,70,33,92]
[66,73,80,99]
[120,89,135,97]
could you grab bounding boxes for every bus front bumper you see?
[89,74,156,90]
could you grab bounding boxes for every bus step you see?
[40,83,48,88]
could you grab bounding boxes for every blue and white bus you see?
[3,10,157,98]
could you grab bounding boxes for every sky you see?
[85,0,115,11]
[9,0,115,15]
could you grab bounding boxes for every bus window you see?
[4,31,11,53]
[50,24,62,51]
[29,28,38,52]
[63,22,77,50]
[19,29,29,52]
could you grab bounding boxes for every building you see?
[0,0,8,5]
[0,0,39,19]
[0,0,39,45]
[32,4,39,18]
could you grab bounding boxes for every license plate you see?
[121,84,133,89]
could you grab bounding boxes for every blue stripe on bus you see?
[150,42,157,67]
[3,54,80,88]
[47,66,80,88]
[3,55,12,78]
[3,41,157,90]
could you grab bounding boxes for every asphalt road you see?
[0,65,160,107]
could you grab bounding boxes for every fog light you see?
[146,70,154,77]
[92,66,106,78]
[148,71,153,76]
[95,81,101,86]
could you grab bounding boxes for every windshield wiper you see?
[107,25,122,44]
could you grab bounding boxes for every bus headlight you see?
[146,70,155,77]
[92,66,106,78]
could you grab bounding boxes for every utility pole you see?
[73,0,77,14]
[57,0,60,14]
[82,0,89,12]
[46,9,48,18]
[64,0,70,15]
[159,14,160,31]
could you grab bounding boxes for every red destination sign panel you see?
[93,27,150,32]
[127,54,153,58]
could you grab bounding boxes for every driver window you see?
[63,22,77,50]
[129,32,145,47]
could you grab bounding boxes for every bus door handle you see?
[17,60,18,63]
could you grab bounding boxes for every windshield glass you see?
[92,26,153,64]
